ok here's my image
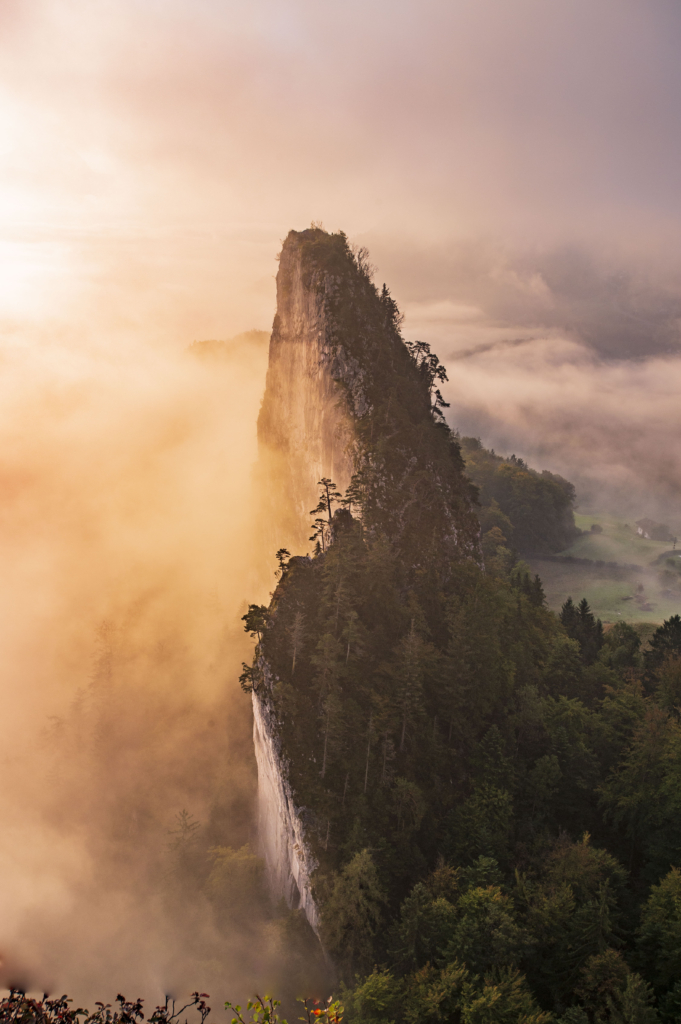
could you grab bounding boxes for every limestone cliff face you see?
[257,231,356,552]
[252,661,319,935]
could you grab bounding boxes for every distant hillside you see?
[460,435,578,554]
[527,510,681,624]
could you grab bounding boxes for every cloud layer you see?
[3,0,681,343]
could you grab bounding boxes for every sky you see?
[2,0,681,517]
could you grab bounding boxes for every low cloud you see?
[438,333,681,527]
[372,236,681,523]
[0,331,291,1004]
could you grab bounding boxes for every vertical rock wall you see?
[256,231,355,554]
[252,683,320,935]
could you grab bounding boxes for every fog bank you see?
[0,330,295,1003]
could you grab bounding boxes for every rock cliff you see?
[252,657,319,934]
[251,227,480,937]
[257,230,356,553]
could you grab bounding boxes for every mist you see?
[375,237,681,525]
[0,331,299,1003]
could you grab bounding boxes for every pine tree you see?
[310,478,343,552]
[286,610,308,675]
[342,472,368,522]
[393,621,428,752]
[242,604,268,642]
[645,614,681,674]
[274,548,291,580]
[560,596,603,664]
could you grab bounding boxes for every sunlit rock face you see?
[252,661,319,935]
[257,229,355,553]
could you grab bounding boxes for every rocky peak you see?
[256,229,360,551]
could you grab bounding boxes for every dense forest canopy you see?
[243,231,681,1023]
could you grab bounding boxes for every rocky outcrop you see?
[257,231,356,553]
[251,227,479,936]
[252,681,319,935]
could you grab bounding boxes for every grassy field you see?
[525,512,681,624]
[568,513,678,564]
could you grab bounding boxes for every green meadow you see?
[526,512,681,624]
